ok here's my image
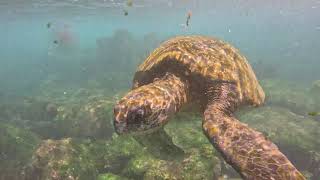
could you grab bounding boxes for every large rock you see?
[0,96,115,140]
[237,106,320,151]
[97,173,128,180]
[124,145,220,180]
[25,138,101,180]
[261,79,317,115]
[0,98,60,139]
[24,135,146,180]
[0,98,58,122]
[0,122,40,180]
[310,80,320,109]
[53,98,115,139]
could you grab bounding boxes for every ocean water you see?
[0,0,320,180]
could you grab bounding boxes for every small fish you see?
[123,10,128,16]
[308,112,319,116]
[186,11,192,26]
[53,40,58,44]
[126,0,133,7]
[47,22,51,28]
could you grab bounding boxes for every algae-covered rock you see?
[125,148,219,180]
[165,113,237,179]
[0,98,60,138]
[180,149,220,180]
[165,112,211,153]
[300,151,320,180]
[25,138,101,180]
[237,106,320,152]
[24,135,147,180]
[0,98,58,122]
[261,79,316,115]
[96,29,140,72]
[310,80,320,110]
[26,135,150,180]
[53,98,115,139]
[126,155,181,179]
[100,134,146,175]
[97,173,128,180]
[0,96,115,139]
[107,126,222,179]
[0,122,40,180]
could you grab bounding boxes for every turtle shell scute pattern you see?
[134,35,265,106]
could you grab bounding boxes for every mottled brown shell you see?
[133,35,265,106]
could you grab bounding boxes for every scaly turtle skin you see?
[113,35,305,179]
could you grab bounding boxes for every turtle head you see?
[113,87,172,135]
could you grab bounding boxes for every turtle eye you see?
[128,107,145,123]
[133,108,144,122]
[136,109,144,117]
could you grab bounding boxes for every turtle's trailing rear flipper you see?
[202,82,305,179]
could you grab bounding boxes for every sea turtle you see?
[113,35,305,179]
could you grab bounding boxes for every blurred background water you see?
[0,1,320,180]
[0,0,319,96]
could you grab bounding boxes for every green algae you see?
[310,80,320,110]
[1,74,320,179]
[261,79,317,115]
[97,173,128,180]
[237,106,320,151]
[53,98,115,139]
[0,122,41,180]
[26,138,103,180]
[0,122,40,161]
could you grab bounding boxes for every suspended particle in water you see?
[123,10,129,16]
[127,0,133,7]
[308,112,319,116]
[186,11,192,26]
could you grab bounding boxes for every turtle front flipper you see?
[202,83,305,179]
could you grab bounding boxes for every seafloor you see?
[0,30,319,180]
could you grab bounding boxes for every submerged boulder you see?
[25,138,101,180]
[97,173,128,180]
[310,80,320,109]
[237,106,320,151]
[261,79,316,115]
[124,144,220,180]
[0,98,58,122]
[53,98,115,139]
[0,122,40,180]
[24,135,147,180]
[22,104,320,179]
[0,98,60,139]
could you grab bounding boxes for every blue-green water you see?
[0,1,320,180]
[1,0,319,94]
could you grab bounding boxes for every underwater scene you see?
[0,0,320,179]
